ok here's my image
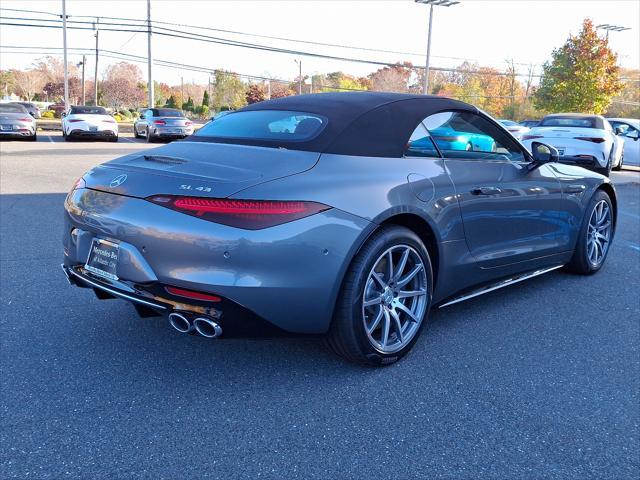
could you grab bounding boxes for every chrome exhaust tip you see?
[168,312,193,334]
[193,317,223,338]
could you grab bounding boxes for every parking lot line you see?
[46,135,54,143]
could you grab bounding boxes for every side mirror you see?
[528,141,559,170]
[614,126,624,135]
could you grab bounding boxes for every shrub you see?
[113,114,123,122]
[41,110,55,119]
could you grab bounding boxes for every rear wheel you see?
[565,190,613,275]
[146,128,155,143]
[109,135,118,143]
[27,132,37,142]
[326,226,432,366]
[613,152,624,171]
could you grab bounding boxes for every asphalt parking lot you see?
[1,134,639,479]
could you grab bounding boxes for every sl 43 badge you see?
[178,184,212,192]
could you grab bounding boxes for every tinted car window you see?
[70,106,108,115]
[195,110,327,142]
[0,104,28,113]
[151,109,185,117]
[405,123,439,157]
[540,117,596,128]
[423,111,526,162]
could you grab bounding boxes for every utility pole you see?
[596,23,630,40]
[295,59,302,95]
[93,18,99,105]
[62,0,69,110]
[415,0,460,95]
[146,0,154,108]
[78,55,86,105]
[181,76,184,107]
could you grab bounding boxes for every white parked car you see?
[521,113,623,176]
[607,118,640,168]
[498,119,530,140]
[62,106,118,142]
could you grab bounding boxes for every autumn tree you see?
[101,62,145,108]
[13,69,45,101]
[368,62,415,93]
[270,81,294,99]
[0,70,16,97]
[534,18,623,114]
[245,83,266,104]
[211,71,246,111]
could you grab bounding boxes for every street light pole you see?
[415,0,460,95]
[93,17,99,105]
[62,0,69,110]
[78,55,86,105]
[146,0,154,108]
[596,23,630,40]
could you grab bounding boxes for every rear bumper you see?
[0,126,35,137]
[152,126,193,138]
[63,187,371,334]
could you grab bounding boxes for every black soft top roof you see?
[193,92,477,157]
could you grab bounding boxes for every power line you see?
[0,18,543,78]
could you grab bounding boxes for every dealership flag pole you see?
[147,0,154,108]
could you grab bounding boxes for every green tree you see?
[182,96,195,111]
[534,18,624,114]
[165,95,178,108]
[212,71,246,112]
[202,89,210,107]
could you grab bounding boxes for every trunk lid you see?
[83,141,320,199]
[156,117,191,126]
[530,126,602,139]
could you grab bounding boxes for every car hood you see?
[82,140,321,199]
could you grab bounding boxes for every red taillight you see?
[148,195,331,230]
[18,117,32,122]
[574,137,606,143]
[522,135,542,141]
[68,119,83,123]
[185,121,193,126]
[165,286,221,302]
[154,120,166,125]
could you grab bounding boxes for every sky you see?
[1,0,639,86]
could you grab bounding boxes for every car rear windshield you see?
[194,110,327,143]
[151,109,185,117]
[70,106,108,115]
[540,117,597,128]
[0,104,27,113]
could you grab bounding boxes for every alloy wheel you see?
[586,200,612,267]
[362,245,428,354]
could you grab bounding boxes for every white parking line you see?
[46,135,54,143]
[120,137,136,143]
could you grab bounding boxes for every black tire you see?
[64,133,72,142]
[564,190,614,275]
[27,133,37,142]
[109,135,118,143]
[146,128,155,143]
[613,153,623,171]
[326,225,433,367]
[133,125,141,139]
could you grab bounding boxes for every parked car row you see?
[0,103,37,141]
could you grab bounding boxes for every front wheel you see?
[326,226,433,366]
[564,190,614,275]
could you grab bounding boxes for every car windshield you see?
[194,110,327,142]
[0,104,27,113]
[152,109,185,117]
[70,106,108,115]
[540,117,596,128]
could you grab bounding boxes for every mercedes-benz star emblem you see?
[110,174,128,188]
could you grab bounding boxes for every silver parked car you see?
[134,108,194,142]
[0,103,37,140]
[62,93,616,366]
[10,101,41,118]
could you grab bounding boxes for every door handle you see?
[470,186,502,195]
[566,184,586,194]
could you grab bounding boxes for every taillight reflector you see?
[148,196,330,230]
[154,120,166,125]
[575,137,606,143]
[165,286,221,302]
[522,135,542,141]
[68,119,83,123]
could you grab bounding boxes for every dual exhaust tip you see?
[168,312,222,338]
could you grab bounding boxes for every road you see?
[1,134,639,479]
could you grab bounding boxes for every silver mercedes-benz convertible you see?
[62,92,616,366]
